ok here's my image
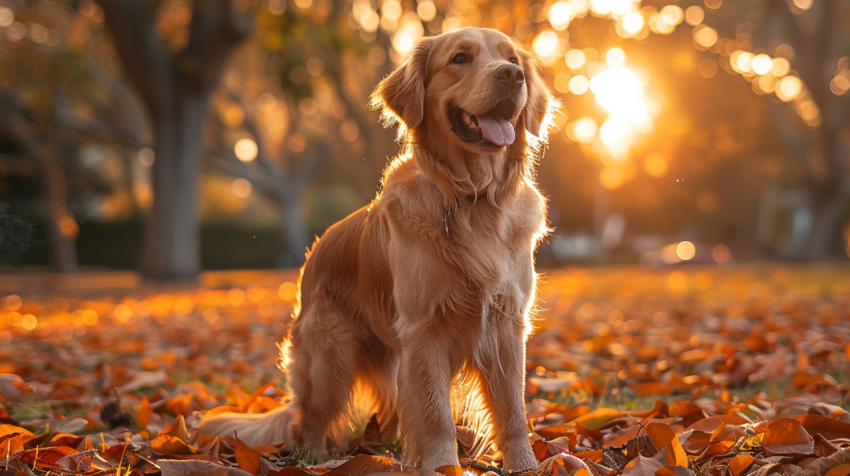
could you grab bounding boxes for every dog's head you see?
[370,27,554,153]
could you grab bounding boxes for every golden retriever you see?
[199,26,555,474]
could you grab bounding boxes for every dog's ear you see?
[369,37,433,131]
[518,49,556,140]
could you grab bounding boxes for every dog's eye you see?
[452,53,468,64]
[509,57,518,65]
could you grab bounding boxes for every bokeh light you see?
[234,138,258,162]
[676,241,696,260]
[231,178,252,198]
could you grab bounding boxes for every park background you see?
[2,1,850,475]
[0,0,848,278]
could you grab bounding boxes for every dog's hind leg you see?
[358,346,400,440]
[283,303,361,457]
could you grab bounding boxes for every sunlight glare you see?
[532,30,560,58]
[548,2,573,30]
[676,241,696,261]
[573,117,598,143]
[605,47,626,68]
[566,49,586,70]
[569,75,590,94]
[589,68,644,114]
[234,138,258,162]
[621,12,644,35]
[684,5,704,25]
[751,54,772,75]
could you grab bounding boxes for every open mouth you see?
[449,99,520,148]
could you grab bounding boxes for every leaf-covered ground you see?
[2,266,850,476]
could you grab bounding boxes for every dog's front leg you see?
[398,337,459,473]
[479,324,538,472]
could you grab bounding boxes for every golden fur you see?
[199,27,555,474]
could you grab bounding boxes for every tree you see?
[757,0,850,259]
[97,0,250,279]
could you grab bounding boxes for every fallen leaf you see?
[764,418,815,456]
[665,436,688,467]
[234,436,262,475]
[138,396,152,430]
[152,434,198,455]
[729,455,754,475]
[622,455,664,476]
[335,455,399,476]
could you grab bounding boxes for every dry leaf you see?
[764,418,815,456]
[622,455,664,476]
[138,396,152,430]
[234,436,262,475]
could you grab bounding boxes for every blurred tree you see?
[206,1,396,266]
[0,1,145,271]
[97,0,250,279]
[756,0,850,259]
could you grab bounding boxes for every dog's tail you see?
[197,403,298,447]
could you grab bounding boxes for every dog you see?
[199,26,555,474]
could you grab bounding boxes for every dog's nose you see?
[494,64,524,89]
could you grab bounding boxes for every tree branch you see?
[97,0,172,121]
[180,0,251,93]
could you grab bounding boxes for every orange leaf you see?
[764,418,815,456]
[665,436,688,467]
[824,463,850,476]
[532,436,572,460]
[572,408,620,430]
[161,415,191,442]
[137,397,152,430]
[796,415,850,441]
[645,422,676,452]
[165,393,195,417]
[729,454,754,476]
[252,444,281,455]
[634,382,673,396]
[0,424,36,445]
[235,436,263,475]
[0,433,23,459]
[334,454,398,476]
[151,434,197,455]
[435,466,465,476]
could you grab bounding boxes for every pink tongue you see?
[477,116,515,147]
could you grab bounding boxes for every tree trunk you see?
[805,181,849,260]
[278,195,311,268]
[141,92,210,279]
[44,164,78,273]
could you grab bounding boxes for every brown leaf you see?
[16,447,78,470]
[665,436,688,467]
[434,466,464,476]
[645,422,676,452]
[654,467,696,476]
[764,418,815,456]
[634,382,672,396]
[334,455,399,476]
[151,435,198,455]
[622,455,664,476]
[234,436,263,476]
[823,463,850,476]
[456,425,476,455]
[138,396,152,430]
[533,437,572,460]
[729,454,754,476]
[161,415,192,442]
[0,433,23,459]
[0,424,36,446]
[797,415,850,441]
[165,393,195,417]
